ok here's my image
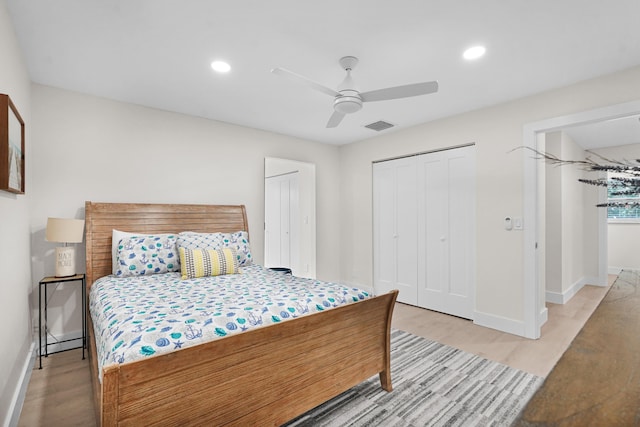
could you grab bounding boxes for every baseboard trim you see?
[5,342,36,427]
[545,290,563,304]
[608,266,623,275]
[473,310,526,337]
[545,276,597,304]
[538,306,548,328]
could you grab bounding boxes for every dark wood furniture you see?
[514,270,640,426]
[85,201,398,426]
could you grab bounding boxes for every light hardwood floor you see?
[18,277,612,426]
[393,277,613,377]
[19,348,95,427]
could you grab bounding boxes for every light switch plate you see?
[513,217,523,230]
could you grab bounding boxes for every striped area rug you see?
[286,329,543,427]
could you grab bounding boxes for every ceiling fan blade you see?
[326,111,346,128]
[271,67,340,97]
[360,81,439,102]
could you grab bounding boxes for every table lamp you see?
[46,218,85,277]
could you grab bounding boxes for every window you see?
[607,173,640,222]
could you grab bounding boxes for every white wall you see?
[29,84,340,340]
[544,132,563,296]
[339,65,640,334]
[0,1,32,423]
[592,143,640,272]
[608,224,640,271]
[545,131,599,304]
[562,133,586,289]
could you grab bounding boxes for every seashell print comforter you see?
[89,264,371,381]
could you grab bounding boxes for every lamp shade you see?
[46,218,85,243]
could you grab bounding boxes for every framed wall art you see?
[0,94,25,194]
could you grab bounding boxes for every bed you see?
[84,201,398,426]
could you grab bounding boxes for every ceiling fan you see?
[271,56,438,128]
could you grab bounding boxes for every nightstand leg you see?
[82,277,86,359]
[38,282,42,369]
[44,284,48,359]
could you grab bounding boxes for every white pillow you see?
[177,231,253,266]
[112,229,136,275]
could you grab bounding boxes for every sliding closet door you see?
[373,157,418,305]
[417,145,475,319]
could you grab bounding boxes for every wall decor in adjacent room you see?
[0,94,25,194]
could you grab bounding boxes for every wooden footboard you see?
[94,290,397,426]
[84,201,398,425]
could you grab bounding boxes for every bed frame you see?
[85,201,398,426]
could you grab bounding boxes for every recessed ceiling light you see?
[463,46,486,60]
[211,60,231,73]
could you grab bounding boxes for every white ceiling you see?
[6,0,640,146]
[563,115,640,150]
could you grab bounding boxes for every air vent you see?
[365,120,395,132]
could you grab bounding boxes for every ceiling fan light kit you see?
[272,56,438,128]
[334,91,362,114]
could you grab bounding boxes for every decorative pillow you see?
[115,234,180,277]
[179,247,239,279]
[112,229,136,275]
[177,231,253,266]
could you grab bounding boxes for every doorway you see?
[522,99,640,339]
[264,157,316,278]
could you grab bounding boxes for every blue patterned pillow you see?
[115,235,180,277]
[177,231,253,266]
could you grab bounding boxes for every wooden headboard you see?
[84,201,249,287]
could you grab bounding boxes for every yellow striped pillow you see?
[179,247,239,279]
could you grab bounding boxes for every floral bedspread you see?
[89,264,371,380]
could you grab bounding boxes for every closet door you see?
[264,172,299,271]
[373,157,418,305]
[417,145,475,319]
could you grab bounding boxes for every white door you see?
[417,146,475,319]
[373,157,418,305]
[264,172,299,271]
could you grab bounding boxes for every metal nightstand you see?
[38,273,86,369]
